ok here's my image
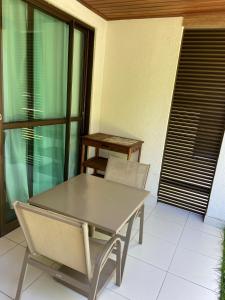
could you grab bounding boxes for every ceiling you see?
[77,0,225,20]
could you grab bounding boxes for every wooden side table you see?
[80,133,144,175]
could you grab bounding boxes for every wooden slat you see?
[158,28,225,215]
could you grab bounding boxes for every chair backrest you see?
[105,156,150,189]
[14,201,92,280]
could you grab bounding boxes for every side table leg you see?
[127,149,132,160]
[138,145,142,162]
[93,148,99,175]
[80,144,85,173]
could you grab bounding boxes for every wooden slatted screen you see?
[158,28,225,214]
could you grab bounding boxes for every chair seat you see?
[31,238,108,280]
[28,239,117,298]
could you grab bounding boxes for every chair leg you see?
[116,240,121,286]
[139,205,144,244]
[15,247,29,300]
[89,272,100,300]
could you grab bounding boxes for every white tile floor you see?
[0,196,223,300]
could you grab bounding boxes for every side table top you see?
[82,133,143,149]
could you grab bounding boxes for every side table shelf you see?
[83,157,108,172]
[80,133,144,176]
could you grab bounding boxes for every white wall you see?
[47,0,107,133]
[99,18,183,195]
[206,133,225,226]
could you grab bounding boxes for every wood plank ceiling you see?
[77,0,225,20]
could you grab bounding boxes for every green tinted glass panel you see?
[33,10,69,119]
[4,128,29,221]
[4,125,66,221]
[2,2,69,122]
[33,125,65,195]
[71,29,85,117]
[2,0,28,122]
[68,122,80,178]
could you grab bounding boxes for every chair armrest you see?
[89,235,122,298]
[93,235,121,274]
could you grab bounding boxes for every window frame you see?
[0,0,94,235]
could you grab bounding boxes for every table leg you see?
[121,213,136,278]
[139,205,144,244]
[89,225,95,237]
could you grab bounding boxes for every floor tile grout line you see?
[128,236,221,277]
[184,218,224,239]
[141,230,180,246]
[22,271,45,293]
[137,229,178,246]
[144,219,185,230]
[121,205,190,299]
[145,213,189,228]
[149,211,189,227]
[22,259,58,294]
[0,243,19,258]
[187,224,224,239]
[168,211,190,267]
[158,211,220,296]
[155,269,167,300]
[143,206,156,223]
[0,205,220,299]
[167,270,220,295]
[155,211,190,300]
[115,209,221,299]
[176,244,222,262]
[0,289,13,300]
[127,253,168,273]
[123,210,194,278]
[178,214,223,260]
[4,236,25,245]
[136,208,185,244]
[106,288,131,300]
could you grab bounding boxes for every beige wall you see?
[100,18,183,195]
[34,2,224,223]
[47,0,107,133]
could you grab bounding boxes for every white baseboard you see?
[204,215,225,229]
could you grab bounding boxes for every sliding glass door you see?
[0,0,93,235]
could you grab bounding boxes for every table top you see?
[29,174,149,234]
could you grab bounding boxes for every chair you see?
[13,201,122,300]
[104,156,150,244]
